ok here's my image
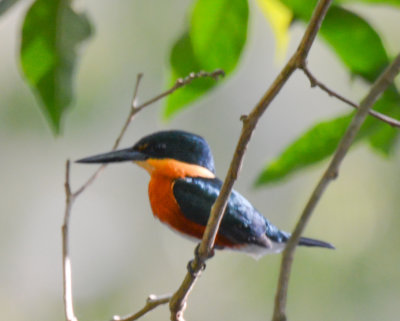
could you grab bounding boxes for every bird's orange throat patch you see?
[136,158,234,247]
[136,158,215,179]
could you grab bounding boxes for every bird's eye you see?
[136,143,148,151]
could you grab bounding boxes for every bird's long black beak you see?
[76,148,147,164]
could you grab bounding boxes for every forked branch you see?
[301,65,400,128]
[169,1,334,320]
[112,294,172,321]
[273,53,400,321]
[62,70,224,321]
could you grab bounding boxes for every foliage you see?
[19,0,92,134]
[164,0,249,118]
[256,0,400,185]
[1,0,399,182]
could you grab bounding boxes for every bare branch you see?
[273,53,400,321]
[301,65,400,128]
[136,69,225,112]
[168,1,334,320]
[113,73,145,150]
[131,73,144,109]
[62,160,77,321]
[61,70,224,321]
[112,294,171,321]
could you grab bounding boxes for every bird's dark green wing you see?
[173,177,283,247]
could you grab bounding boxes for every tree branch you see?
[62,160,77,321]
[61,70,224,321]
[301,65,400,128]
[272,53,400,321]
[112,294,171,321]
[168,1,334,320]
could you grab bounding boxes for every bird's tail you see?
[266,223,334,249]
[298,236,335,249]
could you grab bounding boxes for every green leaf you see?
[163,33,217,118]
[190,0,248,73]
[321,6,389,82]
[20,0,92,134]
[367,88,400,155]
[256,90,400,186]
[255,114,352,185]
[0,0,22,16]
[281,0,389,82]
[255,1,400,186]
[368,125,399,155]
[164,0,248,119]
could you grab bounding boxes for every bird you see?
[77,130,334,259]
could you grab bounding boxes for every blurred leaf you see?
[20,0,92,134]
[190,0,248,73]
[255,114,352,185]
[256,0,292,61]
[367,88,400,155]
[255,1,399,186]
[368,125,399,155]
[0,0,21,15]
[164,0,248,119]
[256,90,400,185]
[320,6,389,82]
[281,0,389,82]
[163,33,217,118]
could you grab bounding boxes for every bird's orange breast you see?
[148,174,206,240]
[143,158,235,247]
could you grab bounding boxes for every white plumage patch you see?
[231,242,286,260]
[159,218,286,260]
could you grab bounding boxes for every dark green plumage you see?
[173,177,334,254]
[77,129,334,257]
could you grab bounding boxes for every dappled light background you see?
[1,1,400,321]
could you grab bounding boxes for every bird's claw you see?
[186,244,215,277]
[194,243,215,260]
[186,259,205,277]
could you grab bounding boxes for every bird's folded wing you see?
[173,177,271,248]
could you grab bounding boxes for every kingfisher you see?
[77,130,333,259]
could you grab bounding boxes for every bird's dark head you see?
[77,130,216,177]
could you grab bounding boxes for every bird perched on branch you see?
[77,130,333,259]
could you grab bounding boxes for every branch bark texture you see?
[169,1,334,320]
[62,70,224,321]
[272,53,400,321]
[301,66,400,128]
[112,294,172,321]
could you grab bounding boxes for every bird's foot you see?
[186,244,215,277]
[194,243,215,260]
[186,259,205,278]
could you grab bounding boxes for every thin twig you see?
[62,160,77,321]
[168,1,333,320]
[75,70,224,198]
[61,70,224,321]
[301,65,400,128]
[136,69,224,112]
[112,294,171,321]
[113,73,144,150]
[273,53,400,321]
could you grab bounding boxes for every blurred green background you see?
[1,1,400,321]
